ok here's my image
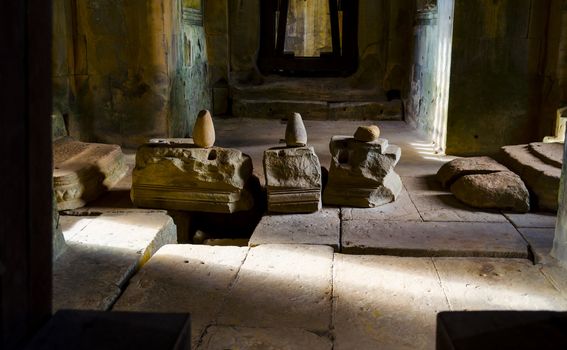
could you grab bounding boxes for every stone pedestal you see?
[264,146,322,213]
[53,137,128,210]
[131,139,254,213]
[323,136,402,207]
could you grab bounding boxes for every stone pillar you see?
[552,134,567,265]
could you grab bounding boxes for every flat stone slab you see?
[249,209,340,250]
[342,221,528,257]
[541,264,567,299]
[113,245,249,349]
[503,212,557,228]
[529,142,563,168]
[341,190,421,221]
[518,228,555,264]
[437,156,509,188]
[53,212,177,312]
[333,255,449,350]
[216,244,334,332]
[53,137,128,210]
[434,258,567,310]
[197,326,332,350]
[410,193,508,222]
[402,175,446,195]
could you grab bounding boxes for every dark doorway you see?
[258,0,359,76]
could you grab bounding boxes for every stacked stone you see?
[264,113,322,213]
[323,126,403,208]
[131,110,255,214]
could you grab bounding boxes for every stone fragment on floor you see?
[264,146,322,213]
[333,255,449,350]
[216,244,334,333]
[341,221,528,258]
[53,212,177,312]
[249,209,340,250]
[434,258,567,310]
[501,144,561,211]
[323,136,402,208]
[341,190,421,221]
[409,193,508,222]
[518,228,555,264]
[197,326,332,350]
[53,137,128,210]
[529,142,563,168]
[503,212,557,228]
[131,138,254,213]
[436,156,509,188]
[113,245,249,349]
[450,172,530,213]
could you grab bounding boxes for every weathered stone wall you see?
[559,1,567,106]
[52,0,211,147]
[445,0,559,156]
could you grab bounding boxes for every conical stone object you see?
[285,112,307,147]
[193,109,215,148]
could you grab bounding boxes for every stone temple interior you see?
[3,0,567,349]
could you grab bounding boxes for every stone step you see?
[53,211,177,312]
[233,99,402,120]
[500,144,561,211]
[528,142,564,168]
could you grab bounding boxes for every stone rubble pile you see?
[323,125,403,208]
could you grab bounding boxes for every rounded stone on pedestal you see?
[285,112,307,147]
[193,110,215,148]
[354,125,380,142]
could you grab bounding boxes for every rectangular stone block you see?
[249,209,340,250]
[113,245,249,349]
[333,255,449,350]
[264,146,322,213]
[53,212,177,312]
[216,244,334,332]
[342,221,529,258]
[434,258,567,311]
[131,139,254,213]
[410,193,508,222]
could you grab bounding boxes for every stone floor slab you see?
[518,228,555,264]
[113,245,249,349]
[504,212,557,228]
[434,258,567,311]
[410,193,508,222]
[342,221,528,258]
[341,190,422,221]
[541,264,567,299]
[249,209,340,250]
[53,212,177,312]
[402,175,447,195]
[333,255,449,350]
[216,244,334,332]
[197,326,332,350]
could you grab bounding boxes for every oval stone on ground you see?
[450,172,530,213]
[354,125,380,142]
[437,156,510,188]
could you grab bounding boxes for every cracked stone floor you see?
[57,119,567,349]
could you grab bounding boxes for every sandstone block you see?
[436,156,509,188]
[53,137,128,210]
[323,136,402,207]
[451,172,530,213]
[353,125,380,142]
[285,112,307,147]
[131,139,254,213]
[193,110,215,148]
[264,146,322,213]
